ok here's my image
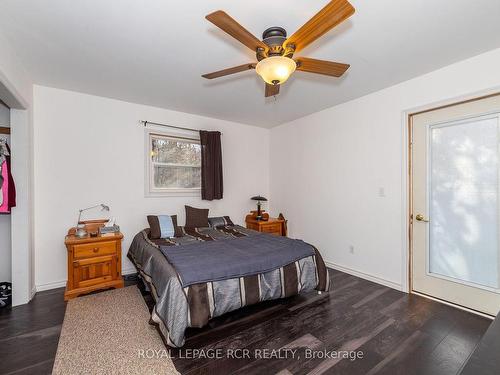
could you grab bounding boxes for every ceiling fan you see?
[202,0,355,97]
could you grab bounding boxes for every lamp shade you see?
[255,56,296,85]
[251,196,268,202]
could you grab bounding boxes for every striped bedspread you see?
[128,225,330,348]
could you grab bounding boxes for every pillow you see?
[185,205,209,228]
[208,216,234,228]
[147,215,183,239]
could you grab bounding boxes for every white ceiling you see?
[1,0,500,127]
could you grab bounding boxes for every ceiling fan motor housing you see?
[262,27,287,56]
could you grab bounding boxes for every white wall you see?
[28,47,500,293]
[0,101,11,282]
[33,86,270,290]
[270,47,500,290]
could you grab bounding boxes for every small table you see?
[64,224,124,301]
[245,212,285,236]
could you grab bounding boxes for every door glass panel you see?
[429,115,499,289]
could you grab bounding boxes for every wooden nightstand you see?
[64,223,124,301]
[245,212,285,236]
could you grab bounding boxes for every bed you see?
[128,224,330,347]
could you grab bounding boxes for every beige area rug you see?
[53,286,179,375]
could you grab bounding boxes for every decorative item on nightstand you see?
[251,195,268,220]
[99,217,120,235]
[278,213,288,237]
[64,220,124,301]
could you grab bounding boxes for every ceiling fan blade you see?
[202,63,256,79]
[265,83,280,97]
[206,10,268,52]
[296,57,349,77]
[284,0,355,53]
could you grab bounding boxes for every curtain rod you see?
[141,120,222,135]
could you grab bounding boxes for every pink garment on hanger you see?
[0,160,9,213]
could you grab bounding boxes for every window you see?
[147,132,201,195]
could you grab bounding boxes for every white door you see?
[411,94,500,316]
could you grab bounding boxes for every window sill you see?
[145,189,201,198]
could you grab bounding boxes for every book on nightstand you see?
[99,224,120,235]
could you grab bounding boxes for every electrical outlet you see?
[378,187,386,197]
[349,245,355,254]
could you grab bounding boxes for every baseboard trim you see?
[35,280,67,292]
[35,268,137,293]
[36,263,399,293]
[325,261,403,291]
[122,267,137,276]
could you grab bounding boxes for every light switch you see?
[378,187,386,197]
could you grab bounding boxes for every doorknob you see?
[415,214,429,222]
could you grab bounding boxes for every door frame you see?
[401,87,500,304]
[0,71,32,306]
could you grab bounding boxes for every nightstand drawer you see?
[73,241,117,259]
[261,223,282,235]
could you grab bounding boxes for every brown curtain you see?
[200,130,223,200]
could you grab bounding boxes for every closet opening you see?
[0,99,12,308]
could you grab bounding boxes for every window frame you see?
[145,129,201,197]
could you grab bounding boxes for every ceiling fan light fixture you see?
[255,56,296,85]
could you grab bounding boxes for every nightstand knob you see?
[93,247,99,253]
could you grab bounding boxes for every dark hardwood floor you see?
[0,269,491,375]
